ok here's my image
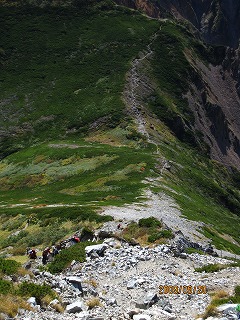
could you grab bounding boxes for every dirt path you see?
[101,189,209,246]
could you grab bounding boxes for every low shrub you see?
[158,229,174,239]
[148,229,174,243]
[195,264,226,273]
[52,303,64,313]
[0,258,21,275]
[235,285,240,297]
[210,290,230,307]
[48,242,95,274]
[2,230,29,248]
[202,305,218,319]
[230,285,240,303]
[1,216,26,231]
[121,222,148,243]
[23,225,67,247]
[185,247,205,255]
[10,245,27,256]
[138,217,162,228]
[32,207,113,223]
[214,290,229,299]
[17,282,55,304]
[86,297,101,309]
[204,285,240,317]
[80,227,94,241]
[0,279,13,294]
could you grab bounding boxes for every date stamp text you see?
[159,285,207,294]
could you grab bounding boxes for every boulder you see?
[74,311,90,320]
[98,230,114,239]
[144,291,159,306]
[24,261,32,270]
[85,244,108,257]
[66,300,86,313]
[66,276,83,292]
[136,291,159,309]
[104,238,121,248]
[217,304,238,312]
[128,308,140,318]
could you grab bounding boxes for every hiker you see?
[236,304,240,319]
[71,235,80,245]
[28,249,37,259]
[117,223,121,230]
[42,247,51,265]
[52,245,59,257]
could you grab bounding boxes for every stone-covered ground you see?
[16,239,240,320]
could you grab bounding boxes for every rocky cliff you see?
[115,0,240,48]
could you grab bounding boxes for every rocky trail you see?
[100,189,207,246]
[17,239,240,320]
[123,31,161,154]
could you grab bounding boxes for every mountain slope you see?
[0,0,239,256]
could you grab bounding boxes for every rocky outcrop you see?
[114,0,161,18]
[185,54,240,170]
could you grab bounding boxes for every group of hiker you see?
[27,234,81,265]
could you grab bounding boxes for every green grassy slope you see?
[0,140,154,208]
[0,3,158,155]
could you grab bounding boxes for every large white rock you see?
[66,276,83,292]
[85,243,108,256]
[217,304,238,312]
[66,300,86,313]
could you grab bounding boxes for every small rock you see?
[128,308,140,318]
[133,315,151,320]
[27,297,37,307]
[106,298,117,306]
[49,299,59,306]
[127,279,138,289]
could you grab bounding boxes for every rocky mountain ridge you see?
[115,0,240,171]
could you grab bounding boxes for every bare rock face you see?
[117,0,240,48]
[114,0,161,18]
[185,56,240,170]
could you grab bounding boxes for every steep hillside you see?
[0,0,239,258]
